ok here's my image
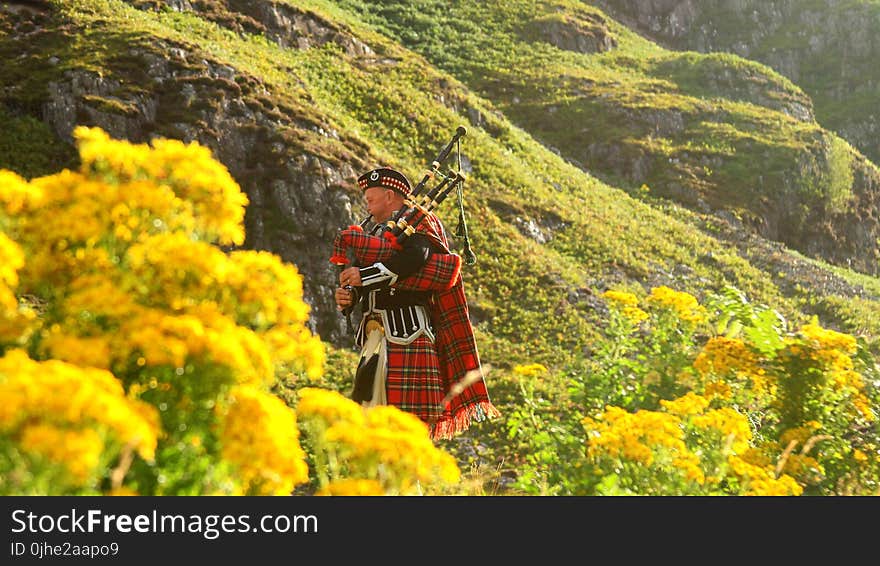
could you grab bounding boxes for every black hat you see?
[357,167,412,196]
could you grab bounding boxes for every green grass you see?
[320,0,880,275]
[601,0,880,165]
[0,107,77,179]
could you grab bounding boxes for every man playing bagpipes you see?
[332,160,500,441]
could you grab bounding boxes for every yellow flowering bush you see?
[316,479,386,496]
[0,232,34,345]
[216,385,309,495]
[0,350,159,494]
[581,394,805,495]
[0,127,322,494]
[646,286,707,326]
[601,289,649,327]
[582,406,700,492]
[725,455,803,496]
[297,388,461,495]
[512,363,549,378]
[587,286,709,409]
[514,284,880,495]
[602,290,639,308]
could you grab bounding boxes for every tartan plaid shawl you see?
[414,214,501,440]
[330,216,500,439]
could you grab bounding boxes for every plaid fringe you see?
[430,400,502,441]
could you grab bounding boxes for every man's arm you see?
[356,233,434,290]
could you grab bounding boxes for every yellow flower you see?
[674,455,706,485]
[302,388,461,490]
[622,306,649,324]
[0,233,24,290]
[2,127,329,496]
[691,408,752,453]
[119,305,274,386]
[365,405,431,435]
[0,169,43,214]
[704,381,732,399]
[779,425,817,448]
[740,447,772,468]
[852,394,874,421]
[317,479,385,496]
[584,407,688,465]
[781,454,824,482]
[694,336,760,378]
[799,321,857,355]
[646,286,706,324]
[262,324,325,379]
[63,273,136,319]
[512,363,549,378]
[217,385,309,495]
[602,290,640,307]
[660,392,710,416]
[297,387,366,426]
[726,455,803,496]
[19,424,104,482]
[0,233,25,321]
[42,332,111,370]
[0,349,159,462]
[73,126,248,245]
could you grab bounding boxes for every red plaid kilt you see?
[385,336,445,423]
[331,214,500,439]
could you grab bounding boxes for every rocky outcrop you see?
[232,0,374,56]
[43,57,363,341]
[131,0,374,56]
[595,0,880,165]
[525,10,618,54]
[44,71,158,143]
[652,53,814,122]
[755,138,880,274]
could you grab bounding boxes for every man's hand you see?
[339,267,362,287]
[335,287,353,311]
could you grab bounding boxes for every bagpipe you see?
[330,126,475,331]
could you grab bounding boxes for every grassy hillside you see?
[323,0,880,276]
[2,0,880,492]
[597,0,880,166]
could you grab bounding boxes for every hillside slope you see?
[330,0,880,276]
[596,0,880,166]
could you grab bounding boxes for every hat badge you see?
[370,171,379,181]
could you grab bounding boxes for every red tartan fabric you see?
[385,336,445,424]
[330,214,500,439]
[329,228,461,292]
[330,227,397,266]
[416,215,501,439]
[395,253,460,292]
